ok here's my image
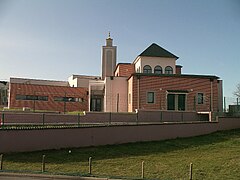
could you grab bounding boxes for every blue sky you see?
[0,0,240,99]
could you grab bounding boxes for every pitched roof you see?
[139,43,179,59]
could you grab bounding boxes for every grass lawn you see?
[1,129,240,180]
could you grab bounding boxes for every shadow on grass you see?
[3,128,240,164]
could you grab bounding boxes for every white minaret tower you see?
[101,32,117,79]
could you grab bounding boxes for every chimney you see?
[176,65,182,75]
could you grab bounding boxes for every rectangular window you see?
[16,94,48,101]
[16,95,27,100]
[147,92,155,103]
[53,97,65,102]
[128,93,131,104]
[197,93,204,104]
[54,97,83,102]
[38,96,48,101]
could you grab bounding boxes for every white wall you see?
[128,76,133,112]
[134,57,141,73]
[68,75,101,88]
[102,46,117,79]
[68,76,78,87]
[105,77,128,112]
[10,77,69,86]
[134,56,176,74]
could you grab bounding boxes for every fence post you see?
[136,109,138,125]
[117,93,119,112]
[89,157,92,175]
[1,113,5,128]
[141,161,144,179]
[181,112,184,122]
[42,113,45,127]
[189,163,193,180]
[109,112,111,125]
[193,96,196,111]
[0,154,3,170]
[224,96,226,112]
[77,113,80,127]
[41,155,45,173]
[160,111,163,122]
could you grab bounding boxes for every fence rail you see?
[0,111,210,129]
[224,97,240,112]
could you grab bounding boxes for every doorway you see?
[90,98,102,111]
[167,94,186,111]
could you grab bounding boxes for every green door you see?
[178,94,186,111]
[90,98,102,111]
[167,94,175,110]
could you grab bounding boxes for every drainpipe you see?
[210,79,213,112]
[137,75,140,110]
[117,93,119,112]
[210,79,214,121]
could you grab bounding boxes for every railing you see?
[0,110,210,130]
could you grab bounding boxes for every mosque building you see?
[8,34,223,113]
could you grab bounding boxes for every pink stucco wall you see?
[0,117,239,153]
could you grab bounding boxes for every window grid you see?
[165,66,173,74]
[154,65,162,74]
[197,93,204,104]
[143,65,152,74]
[147,92,155,103]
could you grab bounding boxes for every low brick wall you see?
[0,117,239,153]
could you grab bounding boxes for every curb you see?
[0,172,111,180]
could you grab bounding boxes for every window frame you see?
[154,65,162,74]
[147,92,155,104]
[53,96,83,102]
[197,93,204,105]
[16,94,48,101]
[143,65,152,74]
[165,66,173,74]
[128,93,131,105]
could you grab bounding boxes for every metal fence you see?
[224,97,240,112]
[0,111,210,130]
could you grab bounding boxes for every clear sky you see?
[0,0,240,99]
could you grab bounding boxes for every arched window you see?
[165,66,173,74]
[154,65,162,74]
[143,65,152,73]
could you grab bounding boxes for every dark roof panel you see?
[139,43,179,59]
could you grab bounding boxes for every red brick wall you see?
[131,74,221,112]
[115,64,135,77]
[9,83,88,112]
[176,65,182,74]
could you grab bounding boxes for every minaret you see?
[101,32,117,79]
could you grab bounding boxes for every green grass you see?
[1,129,240,180]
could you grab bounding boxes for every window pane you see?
[38,96,48,101]
[54,96,82,102]
[197,93,204,104]
[143,65,152,73]
[54,97,64,102]
[167,94,175,110]
[147,92,154,103]
[154,66,162,74]
[16,94,48,101]
[16,95,27,100]
[165,66,173,74]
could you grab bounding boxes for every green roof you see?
[139,43,179,59]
